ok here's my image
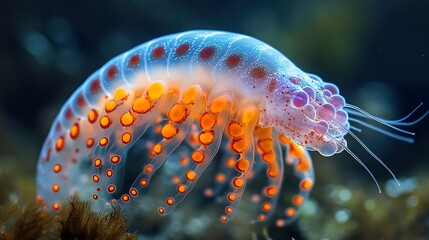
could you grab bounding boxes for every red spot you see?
[176,43,189,56]
[128,54,140,67]
[55,122,62,131]
[65,108,73,120]
[45,148,52,162]
[107,65,117,79]
[251,67,266,79]
[77,94,86,107]
[152,46,165,59]
[289,77,300,84]
[226,54,240,68]
[71,157,77,164]
[200,46,215,60]
[268,79,277,92]
[90,79,101,94]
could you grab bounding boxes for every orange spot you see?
[215,173,226,183]
[121,194,130,203]
[111,155,120,164]
[232,177,244,188]
[296,156,311,173]
[106,169,113,177]
[285,207,296,217]
[144,165,153,174]
[191,150,204,163]
[265,186,278,197]
[140,178,148,187]
[113,87,129,101]
[52,202,60,211]
[261,151,275,163]
[199,112,216,130]
[231,138,248,153]
[153,143,162,154]
[88,109,98,123]
[93,194,99,200]
[235,159,249,172]
[210,97,228,113]
[228,121,244,138]
[168,103,187,123]
[130,188,138,197]
[161,123,178,139]
[99,137,109,147]
[120,112,135,126]
[53,164,62,173]
[227,193,236,202]
[99,115,111,129]
[52,184,60,192]
[220,215,228,222]
[226,158,235,168]
[146,82,164,100]
[86,138,94,148]
[172,176,180,184]
[94,158,102,167]
[177,184,187,194]
[182,86,199,104]
[70,123,79,139]
[204,188,213,197]
[158,207,165,214]
[92,174,100,182]
[121,132,132,144]
[166,197,174,205]
[258,139,273,152]
[276,219,285,227]
[198,130,215,145]
[300,178,313,191]
[293,195,305,206]
[132,98,152,114]
[185,170,197,181]
[225,206,234,214]
[262,202,272,212]
[107,184,116,193]
[258,214,267,221]
[105,100,117,113]
[180,157,189,166]
[55,136,65,152]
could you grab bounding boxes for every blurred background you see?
[0,0,428,239]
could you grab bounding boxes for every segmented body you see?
[36,30,352,226]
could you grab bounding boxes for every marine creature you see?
[36,30,428,227]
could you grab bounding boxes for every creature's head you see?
[261,72,349,156]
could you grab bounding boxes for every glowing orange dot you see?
[265,186,278,197]
[258,214,267,221]
[215,173,226,183]
[120,112,135,126]
[106,169,113,177]
[235,158,249,173]
[86,138,94,148]
[93,194,99,200]
[129,188,138,197]
[232,177,244,188]
[105,100,117,113]
[144,165,153,174]
[52,202,60,211]
[153,143,162,154]
[180,157,189,166]
[94,158,102,167]
[121,194,130,203]
[262,202,272,212]
[276,219,285,227]
[177,184,187,194]
[110,155,120,164]
[161,123,178,139]
[168,103,187,123]
[300,178,313,191]
[225,206,234,214]
[166,197,174,205]
[172,176,180,184]
[198,130,215,145]
[258,138,273,152]
[146,82,164,100]
[226,158,235,168]
[231,138,248,154]
[210,97,228,113]
[185,170,197,181]
[53,164,61,173]
[88,109,98,123]
[158,207,165,214]
[191,150,204,163]
[55,135,65,152]
[140,178,148,187]
[70,123,79,139]
[121,132,132,144]
[132,98,152,114]
[99,137,109,147]
[285,207,296,217]
[99,115,112,129]
[92,174,100,182]
[107,184,116,193]
[227,121,244,138]
[220,215,228,222]
[113,87,129,101]
[52,184,60,192]
[293,195,304,206]
[204,188,213,197]
[199,112,216,130]
[227,193,236,202]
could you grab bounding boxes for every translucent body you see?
[36,30,364,226]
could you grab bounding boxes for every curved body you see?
[36,30,370,226]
